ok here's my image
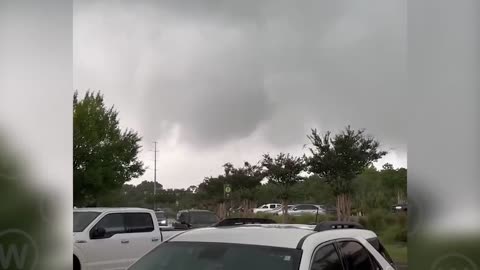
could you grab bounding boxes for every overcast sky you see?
[74,0,407,189]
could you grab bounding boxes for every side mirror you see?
[90,227,107,239]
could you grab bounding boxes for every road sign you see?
[224,184,231,199]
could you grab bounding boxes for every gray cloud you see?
[74,0,407,187]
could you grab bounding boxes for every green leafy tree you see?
[306,126,387,221]
[196,162,263,219]
[74,90,145,206]
[352,166,388,214]
[290,174,336,206]
[261,153,305,222]
[380,163,407,204]
[225,162,264,216]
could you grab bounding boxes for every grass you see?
[384,243,408,264]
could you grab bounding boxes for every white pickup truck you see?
[73,207,162,270]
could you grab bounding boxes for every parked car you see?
[324,205,337,215]
[127,220,396,270]
[278,204,326,216]
[392,203,407,213]
[266,204,294,215]
[253,203,282,213]
[173,209,219,230]
[154,210,169,227]
[73,207,162,270]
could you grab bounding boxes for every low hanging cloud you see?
[74,0,407,188]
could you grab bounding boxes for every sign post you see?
[224,184,232,218]
[224,184,231,199]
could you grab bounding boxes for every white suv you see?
[127,220,396,270]
[73,208,162,270]
[253,203,282,213]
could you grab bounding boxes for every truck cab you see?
[73,207,161,270]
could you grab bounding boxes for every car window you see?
[310,244,344,270]
[91,213,126,238]
[270,205,277,209]
[178,212,188,223]
[125,213,154,233]
[74,211,100,232]
[367,238,394,265]
[190,212,218,224]
[261,205,268,209]
[338,241,376,270]
[295,205,306,210]
[306,205,318,210]
[129,242,302,270]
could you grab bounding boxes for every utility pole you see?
[153,141,158,210]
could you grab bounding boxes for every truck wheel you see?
[74,255,81,270]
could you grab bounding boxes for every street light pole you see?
[153,141,158,210]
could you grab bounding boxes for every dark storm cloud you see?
[75,0,406,152]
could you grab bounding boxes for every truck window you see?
[74,211,100,232]
[125,213,154,233]
[91,213,126,238]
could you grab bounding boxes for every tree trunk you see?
[336,195,341,221]
[217,202,227,220]
[336,193,352,221]
[282,199,288,223]
[345,194,351,221]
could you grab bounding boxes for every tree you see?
[196,162,264,219]
[226,161,264,217]
[380,163,407,204]
[261,153,305,222]
[74,90,145,206]
[306,126,387,221]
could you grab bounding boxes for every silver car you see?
[279,204,326,216]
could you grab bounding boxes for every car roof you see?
[168,224,377,249]
[73,207,152,213]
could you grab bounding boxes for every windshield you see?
[128,242,301,270]
[189,212,218,224]
[73,211,100,232]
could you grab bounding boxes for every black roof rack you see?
[214,218,277,227]
[314,221,364,232]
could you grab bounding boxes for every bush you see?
[396,212,407,228]
[384,213,397,226]
[381,225,407,243]
[365,209,387,232]
[358,216,368,228]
